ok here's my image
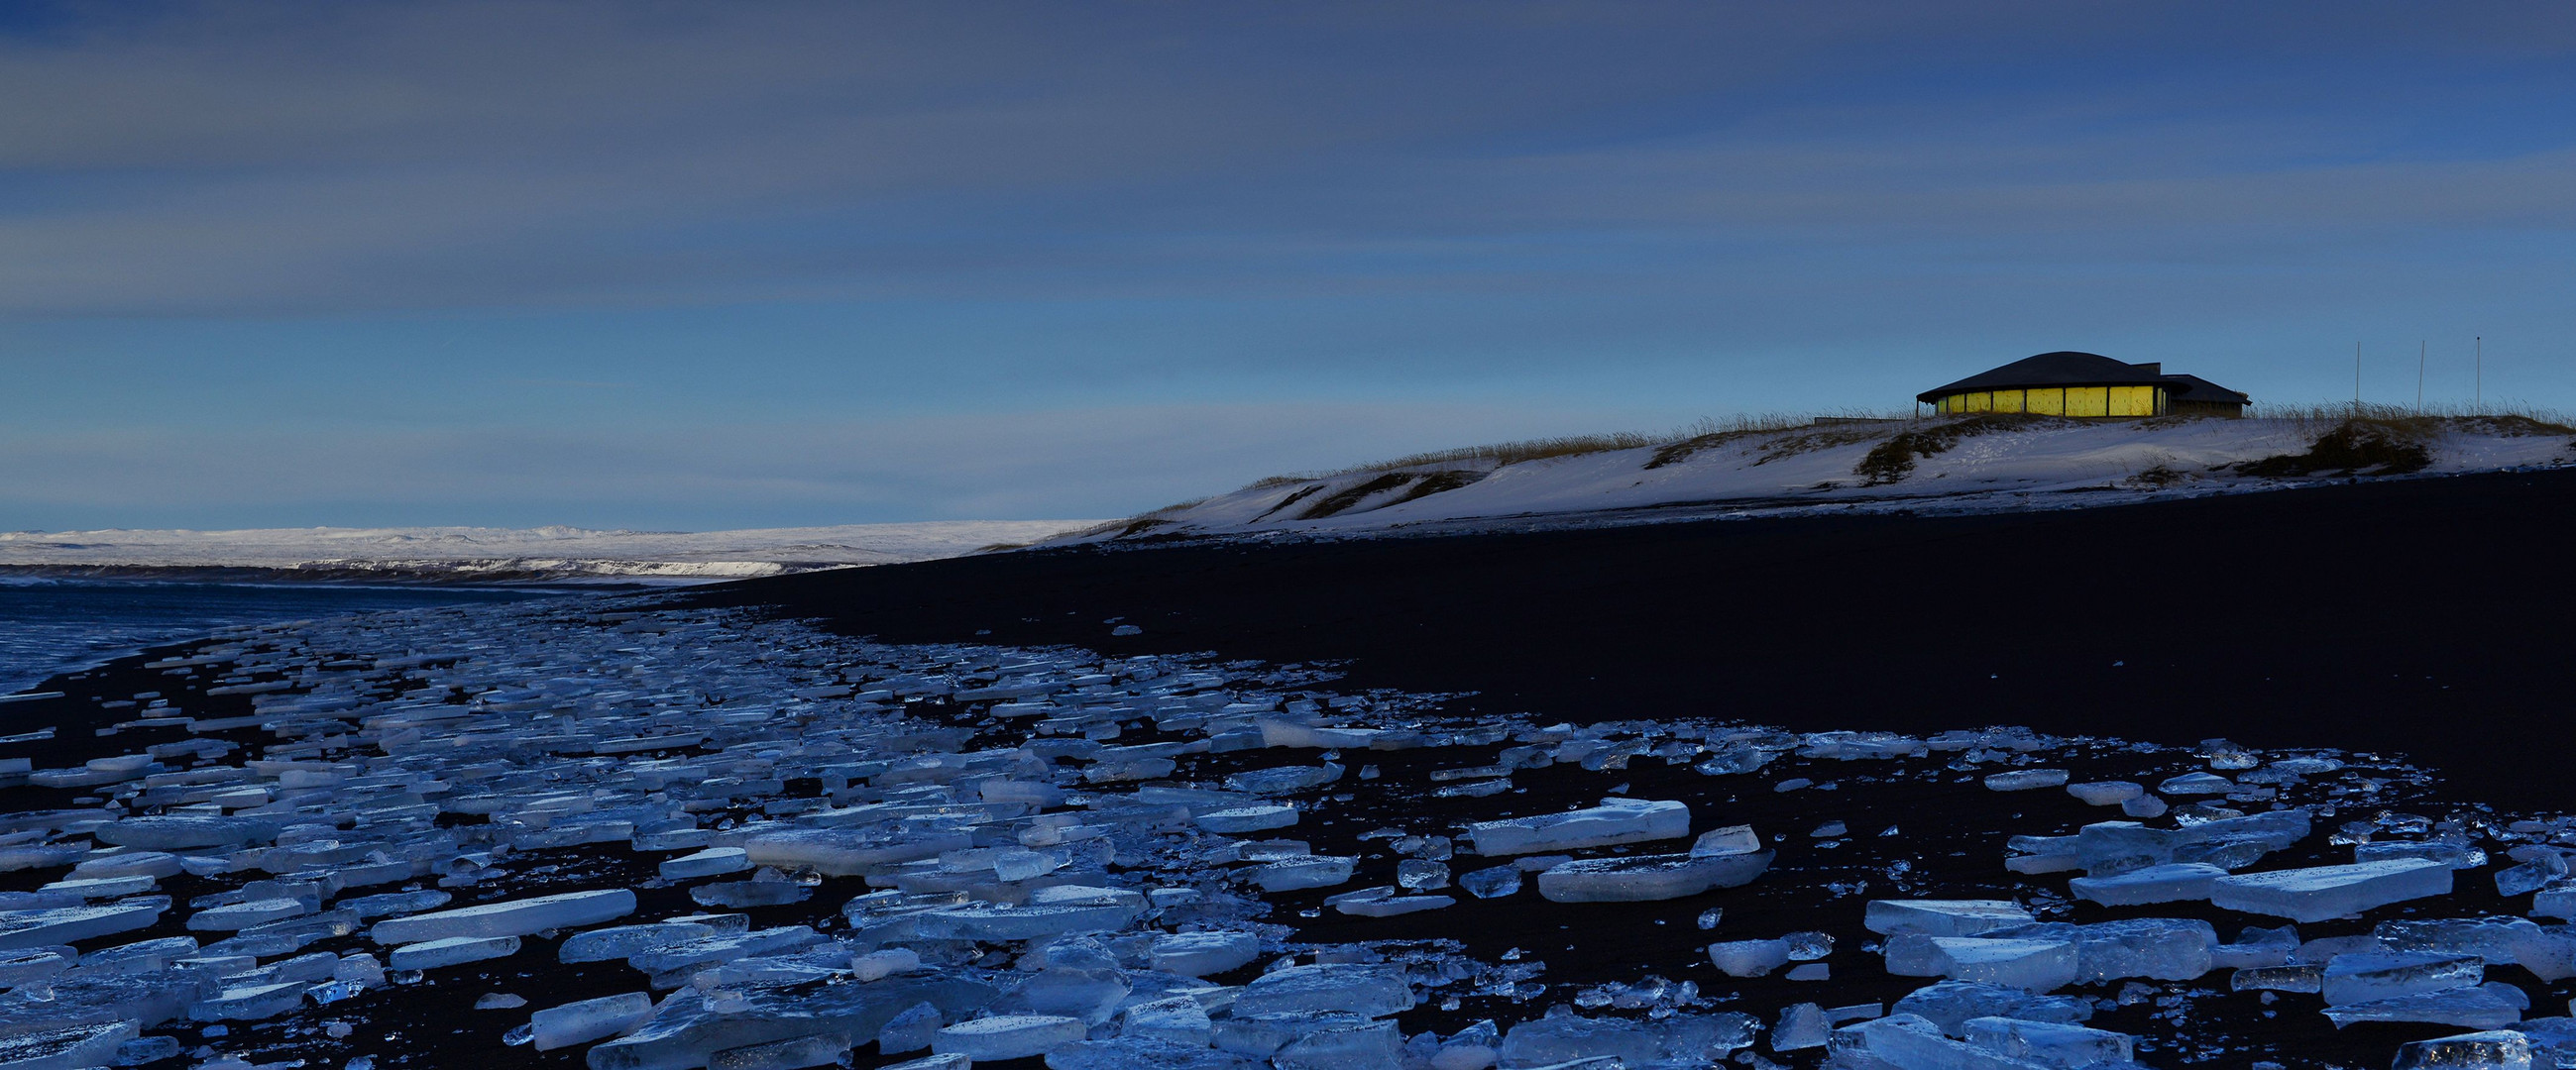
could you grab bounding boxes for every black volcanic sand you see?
[689,467,2576,813]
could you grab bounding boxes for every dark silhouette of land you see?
[695,468,2576,808]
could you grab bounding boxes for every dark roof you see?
[1917,351,2248,406]
[2155,374,2251,406]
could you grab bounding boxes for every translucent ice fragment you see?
[1534,851,1771,903]
[531,991,654,1051]
[2210,859,2451,922]
[933,1016,1089,1061]
[1982,770,2068,792]
[2070,863,2225,907]
[1465,800,1690,856]
[1232,963,1412,1018]
[1457,866,1520,900]
[1961,1016,2133,1066]
[1863,900,2034,938]
[370,889,634,944]
[2066,782,2143,806]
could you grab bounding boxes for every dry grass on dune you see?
[1248,410,1912,489]
[2259,401,2575,437]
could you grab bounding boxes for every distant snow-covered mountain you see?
[0,520,1102,582]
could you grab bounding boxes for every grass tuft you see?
[1853,414,2062,485]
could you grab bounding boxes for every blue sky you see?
[5,2,2573,530]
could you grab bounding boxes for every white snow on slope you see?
[1056,416,2574,544]
[0,520,1105,581]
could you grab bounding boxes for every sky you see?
[4,1,2573,531]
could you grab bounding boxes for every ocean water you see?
[0,578,582,694]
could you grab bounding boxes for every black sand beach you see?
[696,467,2576,811]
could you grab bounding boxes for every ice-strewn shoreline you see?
[0,597,2565,1069]
[0,520,1106,583]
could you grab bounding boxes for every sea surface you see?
[0,578,584,695]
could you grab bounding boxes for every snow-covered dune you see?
[0,520,1103,582]
[1057,414,2575,544]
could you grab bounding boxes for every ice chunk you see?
[0,946,70,988]
[1981,918,2216,983]
[2321,986,2522,1030]
[1534,850,1771,903]
[690,880,813,910]
[340,891,453,921]
[1690,825,1762,856]
[658,849,750,881]
[879,1002,944,1054]
[371,889,635,944]
[1121,996,1214,1047]
[2211,924,2299,970]
[933,1015,1089,1061]
[1430,1022,1499,1070]
[1151,931,1261,978]
[94,815,275,851]
[1498,1014,1660,1068]
[2379,917,2564,972]
[912,900,1142,941]
[1254,857,1357,893]
[0,1020,140,1068]
[560,922,720,964]
[1961,1016,2133,1066]
[186,898,310,931]
[0,903,165,949]
[389,935,519,970]
[742,828,968,877]
[1837,1014,1990,1069]
[1458,866,1521,900]
[708,1033,850,1070]
[1195,806,1298,834]
[1396,860,1450,891]
[1276,1020,1401,1070]
[2069,863,2225,907]
[2209,859,2451,922]
[2392,1030,2534,1070]
[1864,900,2034,938]
[1049,1037,1252,1070]
[1233,964,1412,1018]
[1017,960,1132,1025]
[1925,938,2078,991]
[1982,769,2068,792]
[1465,800,1689,856]
[2066,782,2143,806]
[2069,810,2310,875]
[1772,1004,1830,1051]
[1892,982,2093,1035]
[594,975,1000,1069]
[2159,772,2235,795]
[2321,951,2483,1006]
[191,980,308,1020]
[532,991,654,1051]
[1707,939,1789,978]
[2231,964,2323,993]
[2360,840,2489,871]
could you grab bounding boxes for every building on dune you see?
[1918,352,2250,418]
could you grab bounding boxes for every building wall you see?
[1934,385,2163,417]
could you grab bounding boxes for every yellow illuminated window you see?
[2065,386,2108,417]
[1991,389,2025,413]
[1965,391,1992,412]
[2107,385,2156,417]
[2025,388,2065,415]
